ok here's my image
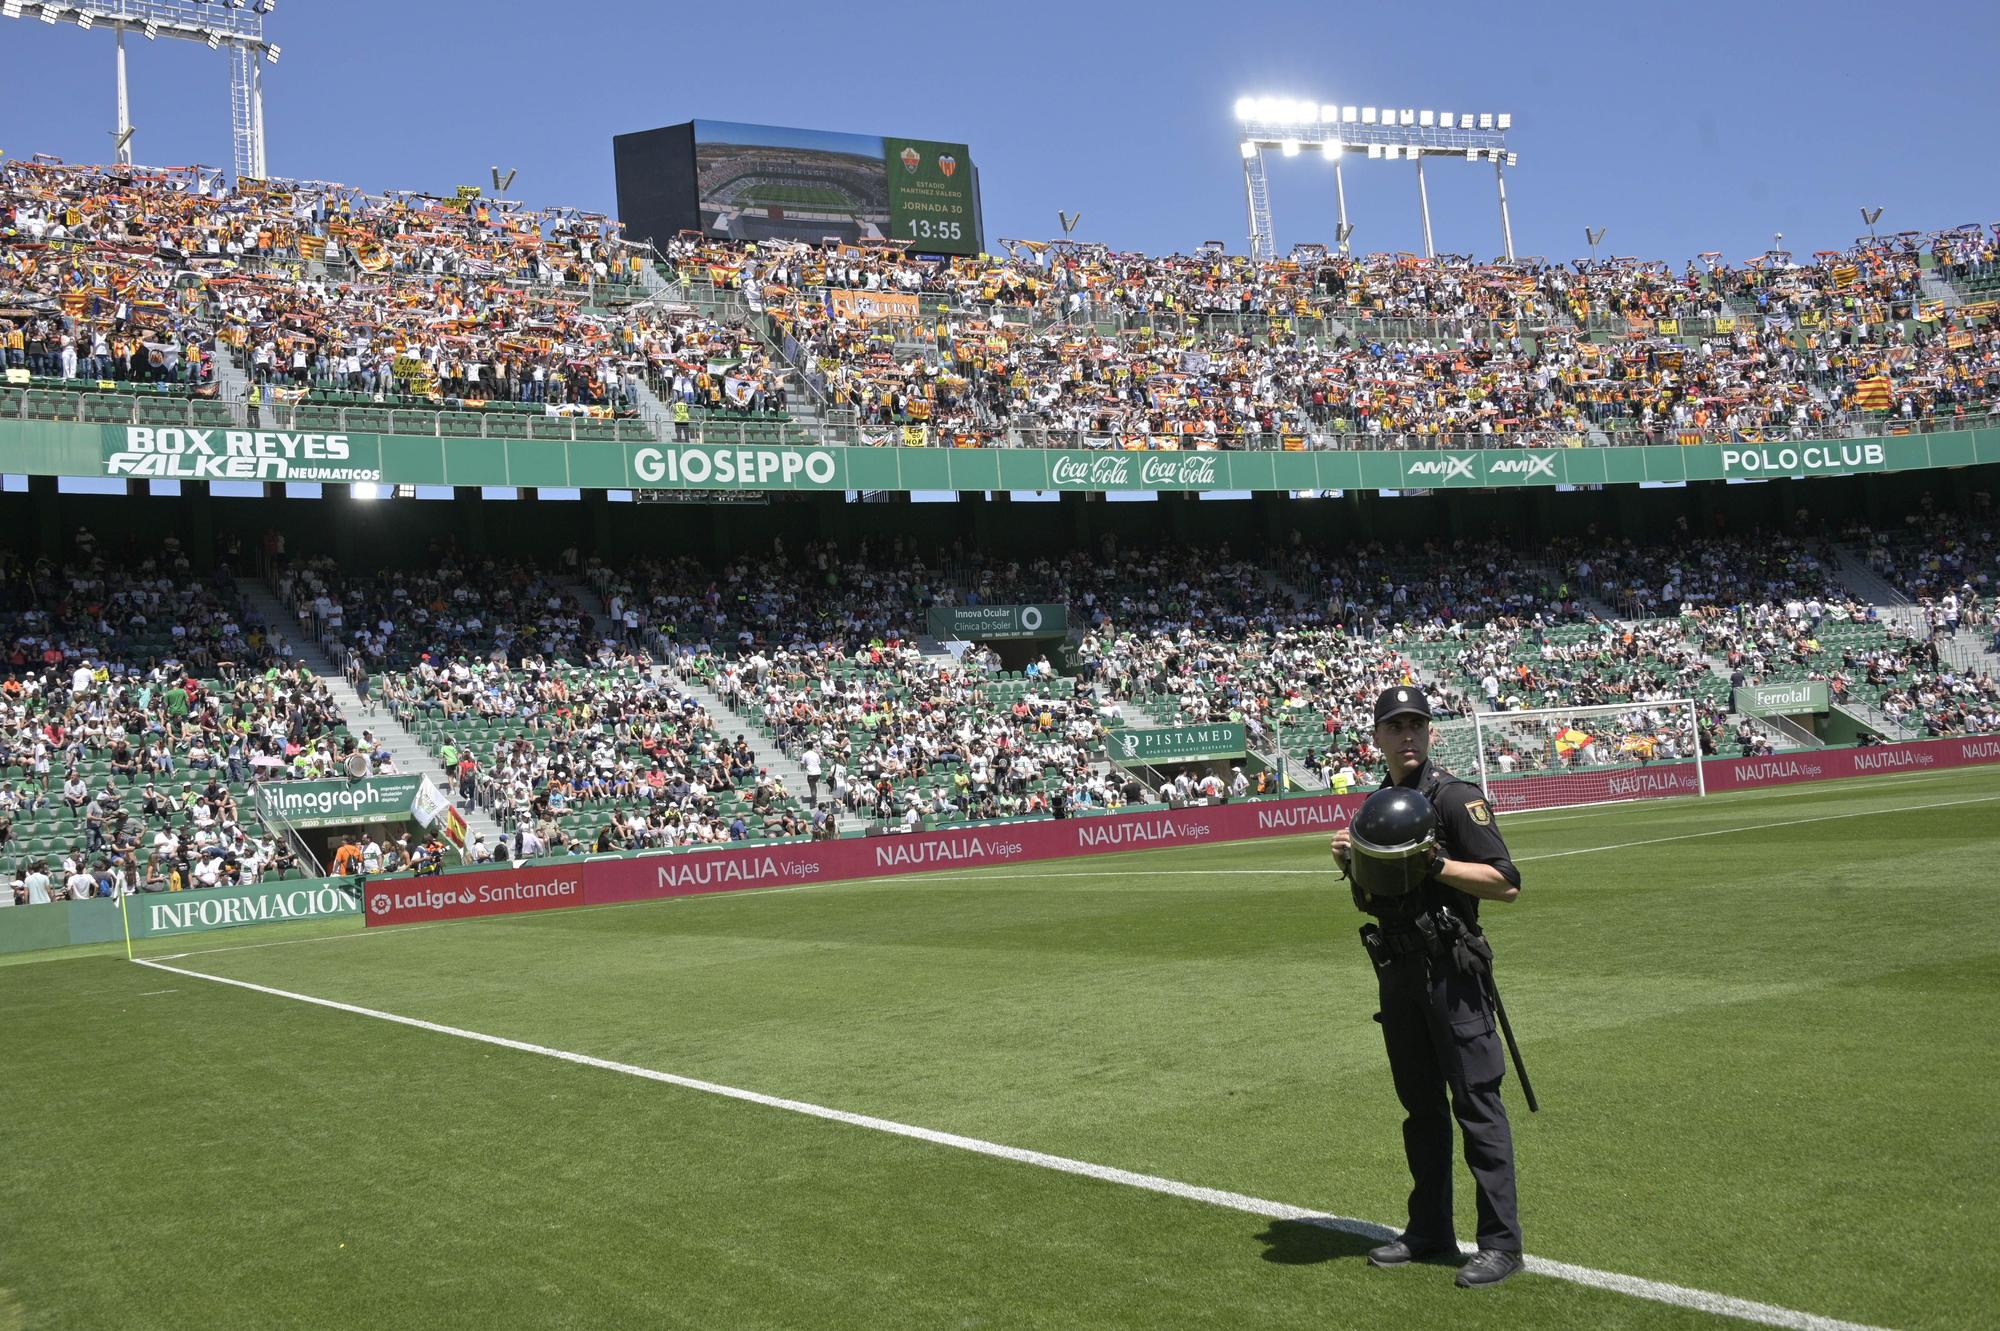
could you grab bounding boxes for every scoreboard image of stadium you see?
[614,119,983,256]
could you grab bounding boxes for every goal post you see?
[1471,699,1706,814]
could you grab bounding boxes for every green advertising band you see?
[0,423,1991,494]
[1113,724,1249,764]
[1734,682,1832,716]
[927,605,1069,640]
[255,775,428,829]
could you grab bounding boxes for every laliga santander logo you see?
[900,146,922,174]
[938,154,957,178]
[1050,455,1133,487]
[369,894,389,915]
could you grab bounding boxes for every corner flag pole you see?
[118,885,134,961]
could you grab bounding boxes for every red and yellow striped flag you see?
[1853,376,1893,412]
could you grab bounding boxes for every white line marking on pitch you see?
[135,988,176,996]
[1515,792,2000,863]
[131,955,1895,1331]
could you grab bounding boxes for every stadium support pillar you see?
[181,483,215,568]
[1415,154,1436,260]
[455,488,487,554]
[588,491,613,560]
[30,476,60,554]
[1494,159,1516,262]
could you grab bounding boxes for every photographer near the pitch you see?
[1330,686,1527,1289]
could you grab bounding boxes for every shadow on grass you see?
[1255,1219,1400,1266]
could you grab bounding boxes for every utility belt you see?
[1359,905,1494,977]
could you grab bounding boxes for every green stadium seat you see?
[485,413,530,440]
[530,417,573,441]
[438,412,483,438]
[22,389,76,420]
[135,397,192,427]
[391,409,439,436]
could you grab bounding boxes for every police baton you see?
[1484,976,1539,1113]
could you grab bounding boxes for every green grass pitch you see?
[3,766,1995,1330]
[738,183,853,209]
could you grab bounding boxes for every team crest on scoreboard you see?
[938,154,957,178]
[1467,799,1492,826]
[899,146,921,173]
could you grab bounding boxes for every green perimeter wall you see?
[28,421,2000,491]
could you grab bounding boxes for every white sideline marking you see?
[1516,792,2000,863]
[135,988,176,996]
[132,955,1894,1331]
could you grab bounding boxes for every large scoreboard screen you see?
[613,119,983,257]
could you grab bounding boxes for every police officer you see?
[1330,685,1526,1289]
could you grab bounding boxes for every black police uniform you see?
[1362,732,1523,1256]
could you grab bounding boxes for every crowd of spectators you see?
[277,553,609,672]
[10,156,1996,451]
[384,653,817,852]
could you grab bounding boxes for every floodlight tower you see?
[1,0,280,181]
[1231,96,1518,261]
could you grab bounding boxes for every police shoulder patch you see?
[1466,799,1492,826]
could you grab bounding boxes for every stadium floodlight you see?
[204,28,220,47]
[143,19,158,37]
[1,2,21,20]
[254,0,276,11]
[264,42,278,62]
[74,10,91,28]
[39,5,64,24]
[1497,113,1512,129]
[1507,153,1518,166]
[1227,85,1516,261]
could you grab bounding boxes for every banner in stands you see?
[1735,682,1831,715]
[1109,724,1249,764]
[828,290,921,323]
[255,775,425,828]
[0,422,1978,495]
[926,604,1068,640]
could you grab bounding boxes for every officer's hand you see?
[1330,829,1352,864]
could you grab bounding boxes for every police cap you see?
[1374,686,1432,725]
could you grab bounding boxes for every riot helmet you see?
[1349,786,1440,899]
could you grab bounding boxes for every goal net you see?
[1471,699,1706,814]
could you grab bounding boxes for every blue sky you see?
[2,0,1995,266]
